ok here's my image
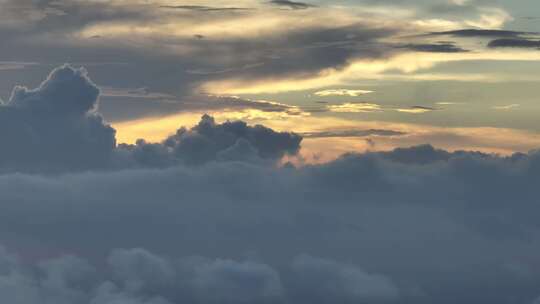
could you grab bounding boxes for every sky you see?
[1,1,540,304]
[1,0,540,160]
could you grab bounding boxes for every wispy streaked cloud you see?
[300,129,406,138]
[0,61,39,70]
[314,89,374,97]
[396,106,437,113]
[159,5,253,12]
[269,0,316,10]
[493,104,520,110]
[327,102,382,113]
[436,102,464,105]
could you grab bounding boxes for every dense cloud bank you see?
[1,66,540,303]
[3,145,540,303]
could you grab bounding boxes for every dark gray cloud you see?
[396,43,469,53]
[0,64,116,172]
[2,143,540,303]
[0,65,301,171]
[121,114,302,166]
[430,29,535,38]
[269,0,316,10]
[378,144,452,164]
[488,38,540,48]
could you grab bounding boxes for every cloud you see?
[396,43,469,53]
[0,0,522,102]
[436,102,463,105]
[395,106,436,113]
[0,0,530,106]
[0,65,303,171]
[493,104,520,110]
[327,102,382,113]
[325,103,436,115]
[1,59,540,304]
[158,5,253,12]
[430,29,534,38]
[268,0,316,10]
[2,144,540,303]
[488,38,540,49]
[300,129,406,138]
[0,245,401,304]
[99,93,304,123]
[291,255,399,304]
[0,61,39,70]
[0,64,116,172]
[314,89,374,97]
[100,87,176,100]
[184,256,284,304]
[121,114,302,166]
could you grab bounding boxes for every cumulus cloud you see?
[0,64,116,172]
[120,114,302,166]
[0,65,301,171]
